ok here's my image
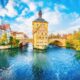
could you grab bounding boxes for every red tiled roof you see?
[11,31,28,38]
[11,31,24,34]
[0,24,10,30]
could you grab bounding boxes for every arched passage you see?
[49,40,63,47]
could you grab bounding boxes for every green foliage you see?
[0,33,8,45]
[9,36,13,48]
[66,42,71,48]
[66,41,74,49]
[66,31,80,50]
[9,36,20,48]
[75,51,80,60]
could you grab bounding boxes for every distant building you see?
[63,34,72,39]
[0,24,11,42]
[32,10,48,49]
[62,34,68,39]
[11,31,28,40]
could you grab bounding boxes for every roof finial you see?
[38,10,42,18]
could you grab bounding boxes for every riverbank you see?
[0,43,28,50]
[0,44,79,51]
[0,45,11,50]
[0,44,80,60]
[0,45,21,50]
[66,46,80,60]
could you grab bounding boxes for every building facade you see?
[0,24,11,43]
[32,10,48,49]
[11,31,27,40]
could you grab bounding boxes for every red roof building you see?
[0,24,11,31]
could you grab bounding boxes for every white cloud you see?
[11,23,31,35]
[6,0,17,17]
[22,0,37,12]
[42,4,80,35]
[54,4,67,10]
[43,9,61,25]
[11,22,32,37]
[28,2,36,11]
[22,0,29,3]
[53,15,80,35]
[12,11,37,37]
[42,6,62,34]
[0,9,7,17]
[21,8,29,16]
[70,16,80,26]
[37,1,43,7]
[67,17,80,32]
[0,0,17,17]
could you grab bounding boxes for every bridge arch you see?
[49,40,63,47]
[49,39,66,47]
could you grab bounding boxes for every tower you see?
[32,10,48,50]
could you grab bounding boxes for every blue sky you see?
[0,0,80,37]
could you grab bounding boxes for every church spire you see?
[38,10,42,18]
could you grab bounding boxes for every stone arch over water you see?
[49,40,63,47]
[49,38,66,47]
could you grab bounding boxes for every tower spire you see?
[38,10,42,18]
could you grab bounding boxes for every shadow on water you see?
[48,45,62,50]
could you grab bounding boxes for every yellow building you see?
[32,10,48,50]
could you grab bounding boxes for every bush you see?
[75,51,80,60]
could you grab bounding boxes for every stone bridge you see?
[49,38,66,47]
[21,38,66,47]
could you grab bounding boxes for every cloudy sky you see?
[0,0,80,37]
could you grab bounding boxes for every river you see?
[0,44,80,80]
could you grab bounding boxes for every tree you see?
[0,33,7,45]
[9,36,13,48]
[9,36,20,48]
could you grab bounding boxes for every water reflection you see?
[0,46,33,80]
[0,51,9,69]
[0,45,80,80]
[75,51,80,60]
[33,50,47,80]
[32,49,61,80]
[33,49,47,68]
[0,49,19,69]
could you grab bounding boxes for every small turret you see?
[38,10,42,18]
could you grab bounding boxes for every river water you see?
[0,44,80,80]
